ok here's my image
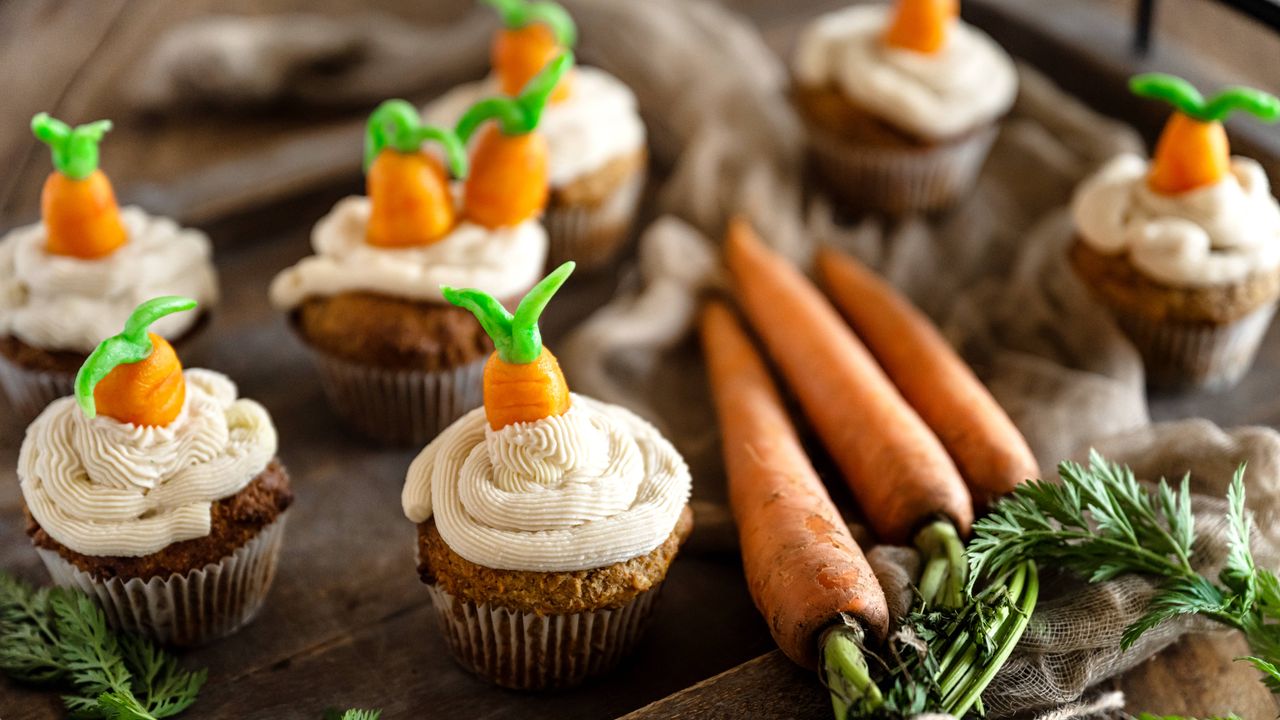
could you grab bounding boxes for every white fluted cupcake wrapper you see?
[0,356,74,422]
[806,122,998,215]
[35,515,288,647]
[545,167,647,271]
[425,583,661,690]
[306,347,485,445]
[1112,300,1278,392]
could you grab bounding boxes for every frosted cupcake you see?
[402,263,693,689]
[423,0,647,270]
[21,297,290,646]
[0,114,217,420]
[791,0,1017,214]
[271,56,573,444]
[1071,74,1280,390]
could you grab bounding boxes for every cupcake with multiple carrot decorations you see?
[20,297,290,646]
[402,262,693,689]
[791,0,1017,214]
[424,0,647,270]
[1071,74,1280,390]
[270,55,571,444]
[0,114,217,420]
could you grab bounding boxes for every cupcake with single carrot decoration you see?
[270,56,571,444]
[424,0,647,270]
[791,0,1017,214]
[0,113,217,420]
[1071,74,1280,390]
[19,297,290,646]
[402,262,693,690]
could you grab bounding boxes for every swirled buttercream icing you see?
[1073,154,1280,287]
[268,196,548,309]
[402,394,691,572]
[19,369,277,557]
[792,5,1017,141]
[0,206,218,353]
[423,66,646,187]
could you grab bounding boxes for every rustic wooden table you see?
[2,1,1279,718]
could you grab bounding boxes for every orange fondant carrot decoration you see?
[363,100,468,248]
[1131,73,1280,195]
[456,52,572,229]
[31,113,127,259]
[443,261,574,430]
[75,296,197,427]
[485,0,576,102]
[884,0,958,54]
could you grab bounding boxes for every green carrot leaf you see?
[31,113,113,181]
[510,261,574,364]
[483,0,577,47]
[1202,86,1280,124]
[440,286,515,361]
[456,51,574,141]
[363,99,467,177]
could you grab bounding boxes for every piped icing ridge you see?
[20,369,277,557]
[792,4,1017,141]
[0,206,217,353]
[402,394,691,572]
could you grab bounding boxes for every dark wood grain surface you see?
[3,1,1280,718]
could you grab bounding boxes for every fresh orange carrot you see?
[363,100,468,248]
[443,262,574,430]
[75,297,198,427]
[815,246,1038,508]
[456,52,572,229]
[725,218,973,545]
[485,0,576,102]
[1131,73,1280,195]
[883,0,958,54]
[31,113,127,259]
[701,300,889,671]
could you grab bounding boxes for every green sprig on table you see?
[322,709,381,720]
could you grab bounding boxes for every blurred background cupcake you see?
[1071,74,1280,391]
[0,114,217,421]
[424,0,647,271]
[21,297,290,646]
[791,0,1016,215]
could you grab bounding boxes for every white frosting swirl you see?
[1073,154,1280,287]
[19,370,277,557]
[792,5,1017,141]
[402,394,691,572]
[423,66,647,187]
[268,195,548,309]
[0,206,218,353]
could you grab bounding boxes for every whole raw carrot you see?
[816,246,1038,508]
[31,113,126,259]
[725,218,972,545]
[700,300,888,671]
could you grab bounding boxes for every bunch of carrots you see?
[702,219,1040,717]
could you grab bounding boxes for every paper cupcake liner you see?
[1112,300,1277,391]
[806,122,998,215]
[35,515,288,647]
[306,346,485,445]
[0,355,74,422]
[425,583,662,690]
[545,166,647,271]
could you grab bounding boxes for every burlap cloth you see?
[131,2,1280,717]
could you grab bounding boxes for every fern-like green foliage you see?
[322,709,382,720]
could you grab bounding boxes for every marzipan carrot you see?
[31,113,127,259]
[75,296,198,427]
[456,52,572,229]
[485,0,576,101]
[816,245,1038,508]
[701,300,889,675]
[724,218,973,546]
[883,0,958,54]
[443,261,574,430]
[364,100,468,248]
[1131,73,1280,195]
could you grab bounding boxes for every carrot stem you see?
[1131,73,1280,124]
[483,0,577,47]
[31,113,113,181]
[364,99,467,176]
[821,624,882,718]
[456,51,573,141]
[443,261,574,364]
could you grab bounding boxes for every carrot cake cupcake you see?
[1071,74,1280,390]
[270,56,572,444]
[402,262,693,689]
[0,114,217,420]
[20,296,290,646]
[423,0,647,270]
[791,0,1017,214]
